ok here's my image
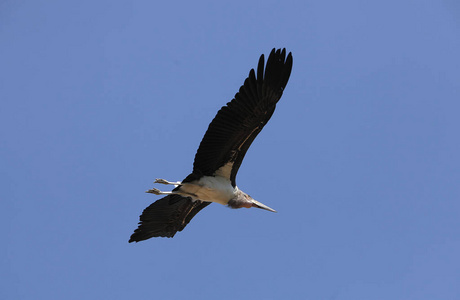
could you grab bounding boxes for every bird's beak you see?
[251,200,277,212]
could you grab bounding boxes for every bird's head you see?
[228,190,276,212]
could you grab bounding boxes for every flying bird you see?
[129,48,293,242]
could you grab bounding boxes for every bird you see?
[129,48,293,242]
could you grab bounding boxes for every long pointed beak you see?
[251,200,277,213]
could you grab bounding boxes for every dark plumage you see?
[129,195,210,240]
[129,48,292,242]
[192,48,292,186]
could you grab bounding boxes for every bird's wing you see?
[129,195,210,241]
[192,48,293,186]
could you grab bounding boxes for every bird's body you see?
[179,175,236,205]
[129,48,293,242]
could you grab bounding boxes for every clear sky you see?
[2,1,459,299]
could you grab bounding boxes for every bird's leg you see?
[146,188,173,195]
[147,179,199,197]
[145,188,197,199]
[154,178,182,185]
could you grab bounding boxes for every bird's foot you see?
[154,178,182,185]
[146,188,164,195]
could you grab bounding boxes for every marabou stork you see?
[129,48,293,242]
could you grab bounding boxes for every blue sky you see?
[1,1,459,299]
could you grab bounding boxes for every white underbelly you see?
[179,176,236,205]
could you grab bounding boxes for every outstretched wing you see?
[129,195,210,241]
[192,48,293,186]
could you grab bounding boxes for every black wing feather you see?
[129,195,210,242]
[192,48,293,186]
